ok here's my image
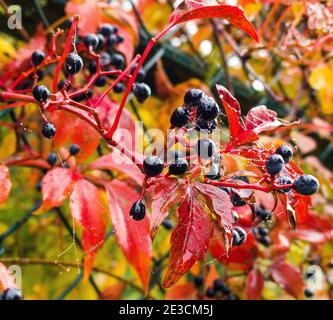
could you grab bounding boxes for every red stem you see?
[207,180,294,193]
[105,23,175,139]
[52,15,80,93]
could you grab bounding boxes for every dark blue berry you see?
[169,158,188,175]
[195,138,216,159]
[109,34,117,47]
[96,34,105,50]
[143,156,164,177]
[114,82,125,93]
[277,175,293,193]
[194,276,203,288]
[232,227,247,246]
[213,279,225,292]
[47,153,58,166]
[111,53,125,69]
[304,288,314,298]
[31,50,45,66]
[259,235,271,247]
[293,174,319,195]
[100,52,111,67]
[66,53,83,75]
[170,107,190,128]
[255,206,272,221]
[88,61,97,74]
[130,200,146,221]
[99,24,116,37]
[33,85,50,103]
[195,119,217,133]
[275,145,293,163]
[266,154,284,175]
[197,95,219,122]
[206,287,215,298]
[162,220,173,230]
[184,88,203,106]
[95,76,107,87]
[42,122,56,139]
[257,226,269,237]
[231,192,246,207]
[133,83,151,103]
[116,34,124,44]
[84,34,99,49]
[69,144,80,156]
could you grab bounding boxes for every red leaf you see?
[70,179,108,282]
[292,229,326,244]
[72,119,101,163]
[150,177,186,239]
[0,262,17,291]
[169,0,258,41]
[196,183,234,231]
[246,269,264,300]
[165,283,197,300]
[243,105,299,134]
[209,229,257,271]
[0,165,11,206]
[104,180,152,293]
[65,0,102,34]
[51,111,101,163]
[0,25,46,86]
[90,153,144,185]
[163,187,214,288]
[216,84,242,141]
[269,261,304,299]
[38,168,78,213]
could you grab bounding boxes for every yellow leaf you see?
[309,63,333,114]
[0,128,16,159]
[0,34,16,67]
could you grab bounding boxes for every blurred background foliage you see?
[0,0,333,300]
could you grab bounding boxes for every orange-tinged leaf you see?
[165,283,197,300]
[163,187,213,288]
[169,0,258,42]
[269,261,304,299]
[0,165,11,206]
[0,262,17,291]
[246,269,264,300]
[37,168,78,213]
[72,118,101,163]
[70,179,108,282]
[104,180,152,293]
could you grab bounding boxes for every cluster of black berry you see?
[0,288,23,300]
[46,144,80,167]
[253,224,271,247]
[170,88,220,132]
[265,145,319,196]
[194,277,238,300]
[30,22,151,140]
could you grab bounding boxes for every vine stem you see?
[52,15,80,93]
[105,23,175,139]
[206,180,294,193]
